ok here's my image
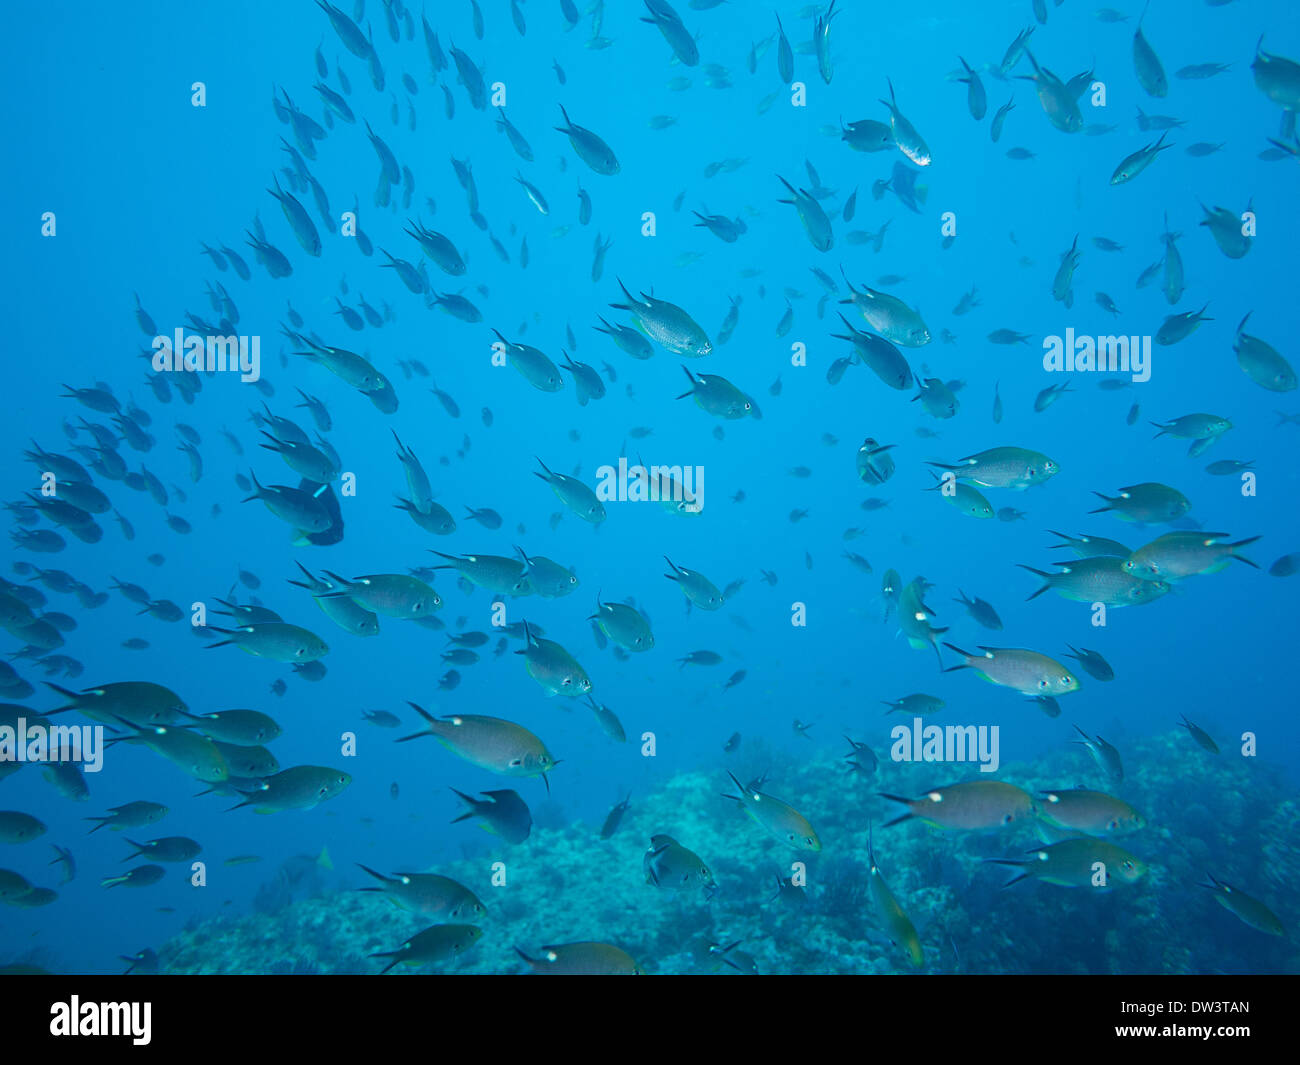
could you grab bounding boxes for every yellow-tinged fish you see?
[724,772,821,852]
[370,924,482,973]
[398,703,557,787]
[1201,875,1285,937]
[515,941,641,974]
[943,644,1080,696]
[644,833,715,892]
[881,780,1036,830]
[988,838,1146,888]
[867,823,923,968]
[1037,789,1144,836]
[1122,532,1260,581]
[356,864,486,920]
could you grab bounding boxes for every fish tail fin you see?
[724,770,746,799]
[1229,537,1261,566]
[1087,493,1114,513]
[1017,564,1052,600]
[355,863,390,885]
[930,633,948,669]
[614,277,638,308]
[394,702,436,741]
[454,785,480,821]
[42,681,81,709]
[880,809,913,829]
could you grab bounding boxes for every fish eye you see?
[509,758,522,767]
[1002,814,1013,824]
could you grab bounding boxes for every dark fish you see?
[450,788,532,844]
[599,793,632,840]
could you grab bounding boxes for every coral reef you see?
[157,731,1300,975]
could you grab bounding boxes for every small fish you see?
[1178,715,1220,754]
[988,838,1146,889]
[944,645,1080,696]
[867,823,924,967]
[1201,875,1285,937]
[1063,646,1115,682]
[952,590,1003,630]
[1045,530,1138,559]
[514,941,640,975]
[356,865,484,919]
[881,780,1036,830]
[449,788,532,844]
[724,772,820,852]
[1110,132,1172,185]
[1268,552,1300,577]
[101,865,166,889]
[1133,7,1168,97]
[371,924,483,973]
[1072,725,1124,782]
[1037,789,1143,836]
[399,704,557,783]
[644,834,715,892]
[882,693,945,716]
[600,794,632,840]
[879,78,932,166]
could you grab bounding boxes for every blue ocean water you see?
[2,0,1298,975]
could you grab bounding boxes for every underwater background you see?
[1,0,1298,975]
